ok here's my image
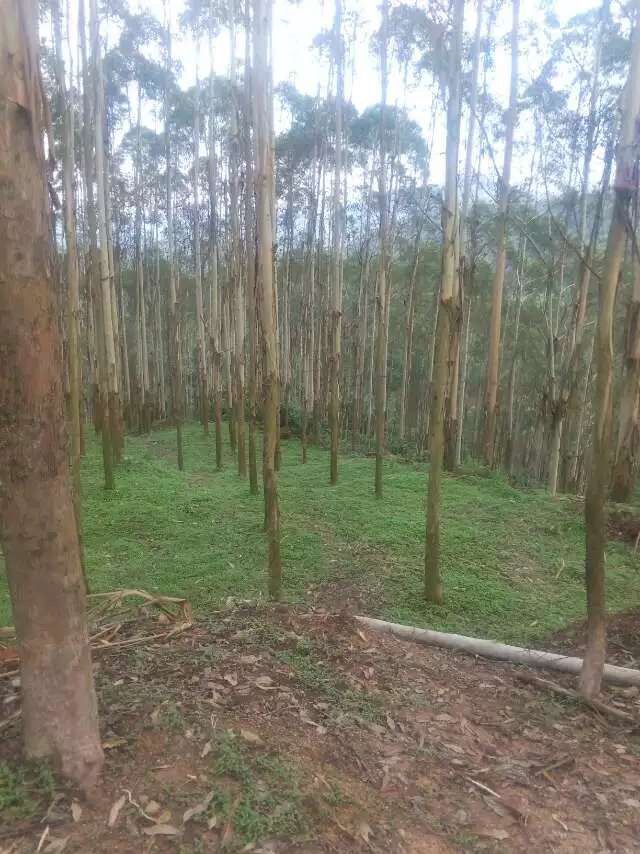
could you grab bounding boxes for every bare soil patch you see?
[2,603,640,853]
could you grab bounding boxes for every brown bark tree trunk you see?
[374,0,390,499]
[193,64,209,435]
[164,9,183,470]
[482,0,519,467]
[253,0,282,598]
[229,4,247,477]
[611,249,640,502]
[329,0,344,485]
[0,0,103,789]
[424,0,464,603]
[242,8,258,492]
[580,16,640,698]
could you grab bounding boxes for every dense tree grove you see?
[2,0,640,787]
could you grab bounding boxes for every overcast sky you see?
[67,0,606,187]
[167,0,604,184]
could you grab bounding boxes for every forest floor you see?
[1,424,640,852]
[2,603,640,853]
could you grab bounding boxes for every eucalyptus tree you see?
[0,0,103,789]
[164,3,185,468]
[482,0,519,467]
[328,0,345,484]
[52,0,82,514]
[253,0,282,597]
[207,3,224,472]
[90,0,123,481]
[580,12,640,699]
[424,0,464,603]
[374,0,390,498]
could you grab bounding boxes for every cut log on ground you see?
[355,616,640,688]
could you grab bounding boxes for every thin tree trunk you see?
[611,240,640,501]
[90,0,120,485]
[580,17,640,698]
[194,63,209,435]
[374,0,390,498]
[424,0,464,603]
[229,3,247,476]
[399,235,421,442]
[253,0,282,598]
[456,0,483,466]
[482,0,519,467]
[328,0,344,485]
[52,0,83,545]
[164,5,183,469]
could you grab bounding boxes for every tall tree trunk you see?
[560,5,608,493]
[0,0,103,789]
[611,256,640,501]
[193,64,209,435]
[482,0,519,466]
[135,86,151,433]
[561,138,613,492]
[243,9,259,492]
[206,8,222,469]
[90,0,121,484]
[229,3,247,476]
[164,5,183,469]
[329,0,344,485]
[456,0,483,466]
[52,0,83,545]
[253,0,282,598]
[399,234,421,442]
[580,17,640,698]
[424,0,464,603]
[374,0,390,498]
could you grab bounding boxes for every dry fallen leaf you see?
[483,829,509,841]
[240,729,263,745]
[145,800,161,816]
[201,740,212,758]
[142,824,181,836]
[108,794,126,828]
[183,791,214,824]
[224,672,238,687]
[357,821,373,843]
[43,837,69,853]
[71,801,83,823]
[102,736,127,750]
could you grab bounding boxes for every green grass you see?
[210,731,314,846]
[0,761,56,823]
[0,422,639,644]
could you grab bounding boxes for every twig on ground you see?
[0,709,21,732]
[514,671,635,722]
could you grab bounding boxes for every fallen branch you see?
[514,671,635,722]
[355,616,640,688]
[0,590,193,674]
[0,709,21,733]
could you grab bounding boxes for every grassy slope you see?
[0,422,638,643]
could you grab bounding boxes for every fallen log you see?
[355,616,640,688]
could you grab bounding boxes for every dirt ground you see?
[1,599,640,853]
